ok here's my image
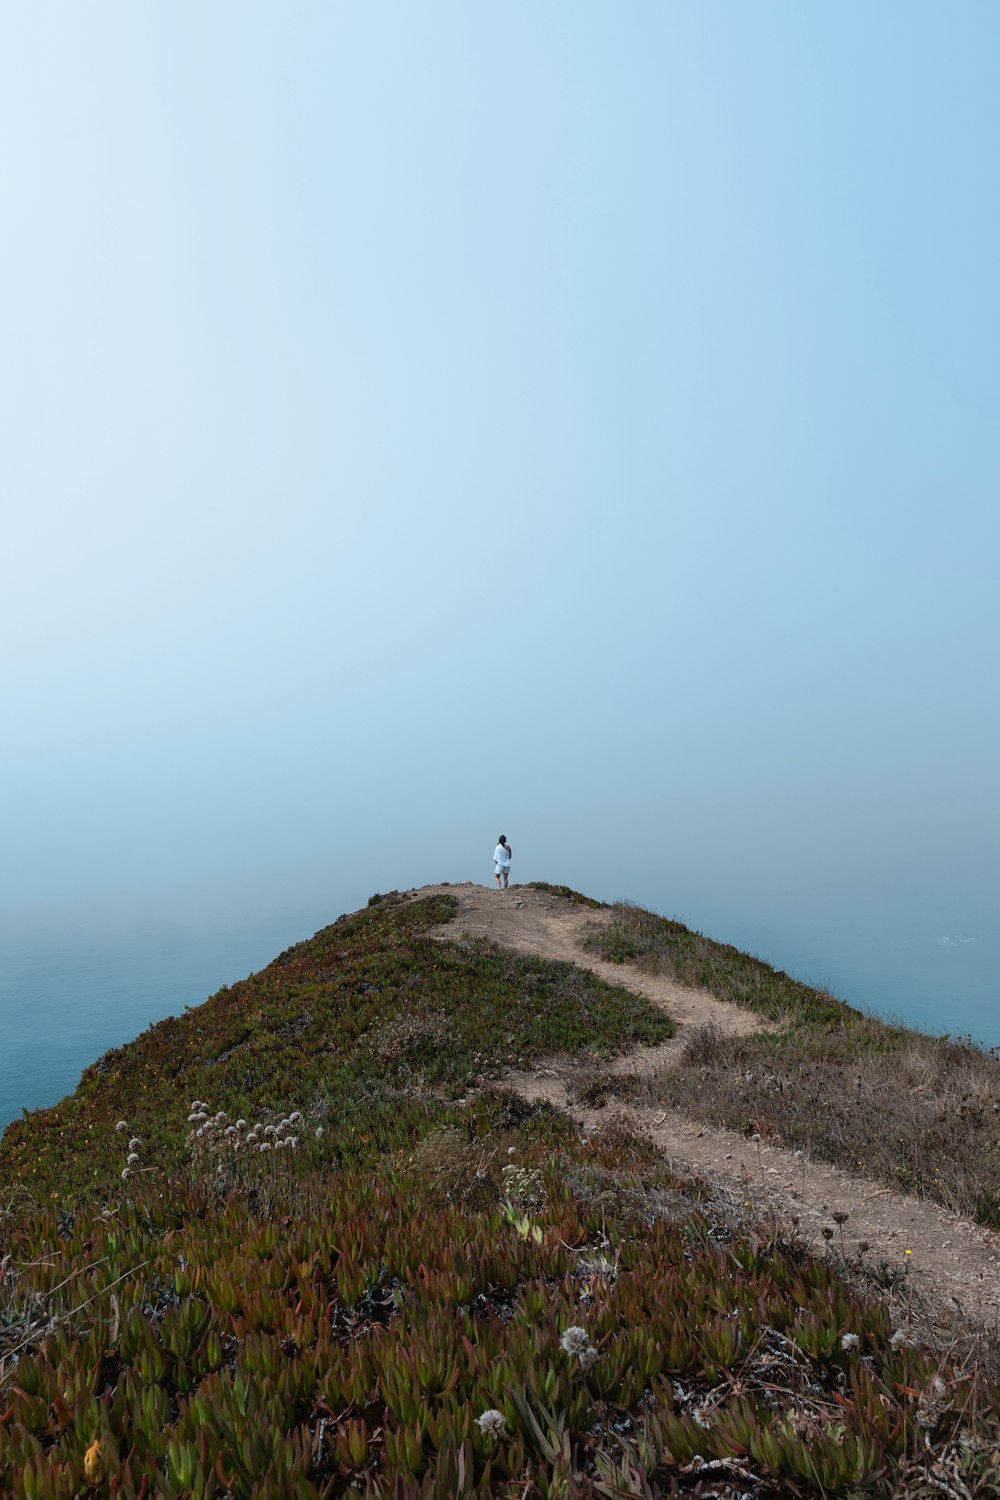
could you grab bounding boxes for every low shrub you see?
[525,883,606,909]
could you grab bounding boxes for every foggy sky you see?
[2,5,996,1043]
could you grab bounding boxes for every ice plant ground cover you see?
[585,903,1000,1227]
[1,1102,999,1498]
[0,889,999,1496]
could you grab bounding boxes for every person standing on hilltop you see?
[494,835,512,890]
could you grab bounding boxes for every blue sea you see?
[0,922,307,1133]
[0,893,996,1133]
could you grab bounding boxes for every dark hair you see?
[498,834,506,844]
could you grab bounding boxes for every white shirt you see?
[494,843,511,869]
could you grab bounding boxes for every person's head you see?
[498,834,506,845]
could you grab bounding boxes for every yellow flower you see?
[904,1249,912,1256]
[83,1438,104,1484]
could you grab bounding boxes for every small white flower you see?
[115,1120,128,1132]
[225,1126,237,1136]
[259,1142,271,1153]
[187,1113,201,1123]
[507,1146,517,1155]
[127,1152,139,1164]
[476,1408,508,1440]
[287,1136,298,1148]
[121,1168,130,1179]
[289,1111,302,1123]
[215,1111,226,1121]
[195,1128,205,1139]
[128,1137,142,1150]
[890,1328,910,1349]
[235,1120,247,1130]
[560,1326,592,1357]
[840,1333,860,1351]
[315,1126,324,1139]
[264,1124,277,1135]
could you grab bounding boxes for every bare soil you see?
[415,881,1000,1340]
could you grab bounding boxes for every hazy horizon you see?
[2,846,994,1131]
[2,5,997,1125]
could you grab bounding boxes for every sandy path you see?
[413,882,1000,1338]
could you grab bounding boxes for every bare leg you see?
[495,873,502,889]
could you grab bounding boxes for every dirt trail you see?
[415,882,1000,1337]
[421,881,762,1067]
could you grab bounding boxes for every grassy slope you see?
[0,893,671,1206]
[0,888,998,1498]
[586,902,1000,1227]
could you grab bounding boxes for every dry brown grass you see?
[588,904,1000,1228]
[656,1023,1000,1226]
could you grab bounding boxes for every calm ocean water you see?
[0,923,306,1133]
[0,898,995,1133]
